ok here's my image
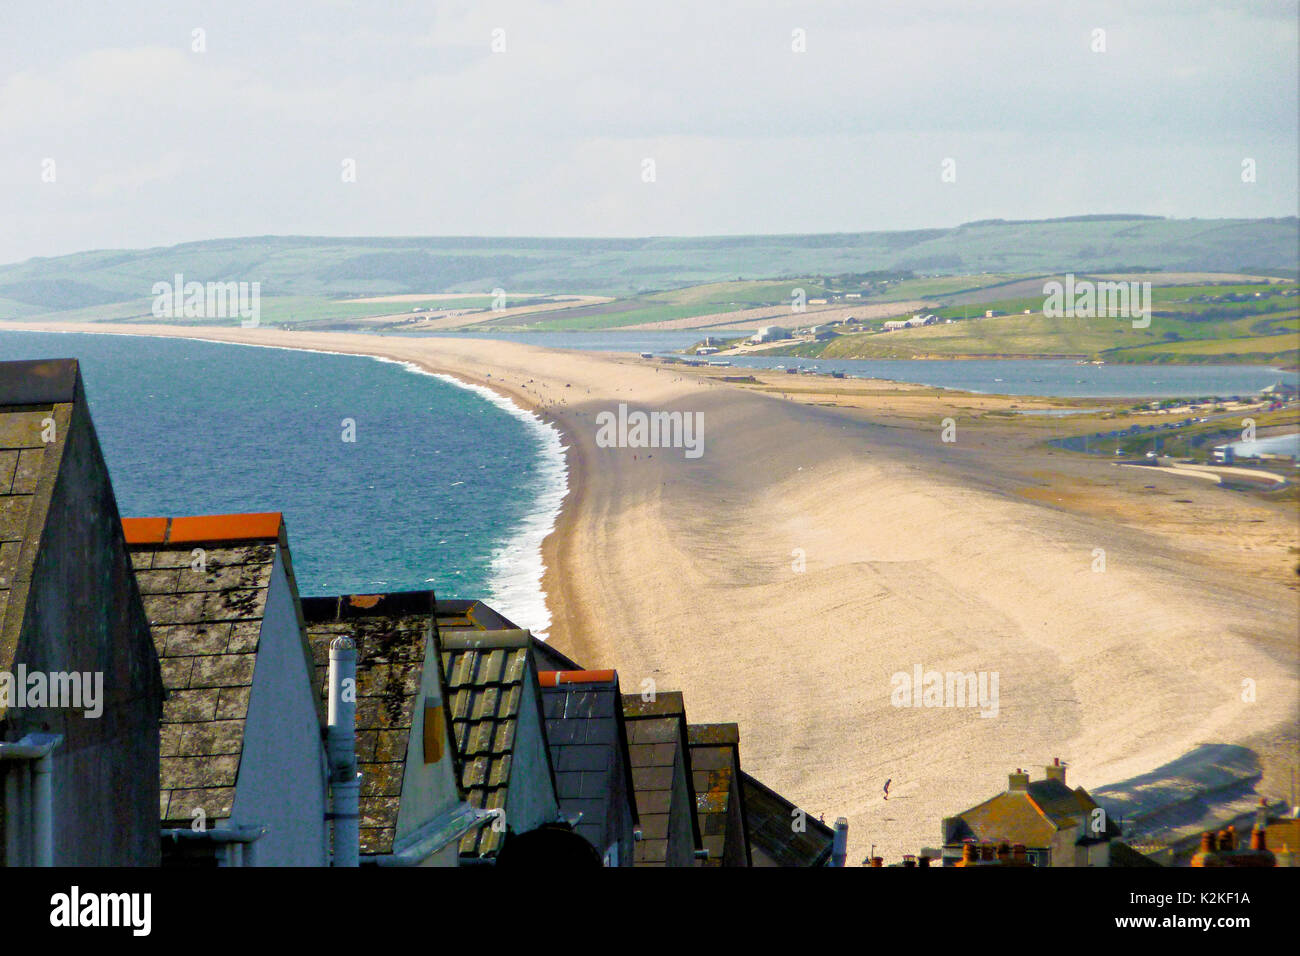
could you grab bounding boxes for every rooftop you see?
[688,722,751,866]
[946,768,1117,849]
[0,359,83,685]
[302,590,441,855]
[123,511,309,826]
[539,670,638,857]
[620,691,702,864]
[741,771,835,867]
[439,627,552,858]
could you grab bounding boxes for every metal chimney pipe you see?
[32,750,54,867]
[831,817,849,867]
[328,637,360,867]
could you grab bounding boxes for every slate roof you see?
[539,670,638,856]
[124,512,309,827]
[742,771,835,867]
[621,691,702,865]
[688,722,752,866]
[302,590,441,856]
[946,775,1118,849]
[439,627,554,857]
[0,359,82,683]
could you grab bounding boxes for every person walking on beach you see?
[883,778,891,801]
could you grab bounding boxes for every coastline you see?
[6,320,1297,862]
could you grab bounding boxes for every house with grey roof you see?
[438,627,562,863]
[539,669,638,866]
[303,590,487,866]
[125,511,329,866]
[1,358,164,866]
[621,691,702,866]
[688,723,752,866]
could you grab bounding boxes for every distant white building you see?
[750,326,791,344]
[883,315,938,332]
[696,346,719,356]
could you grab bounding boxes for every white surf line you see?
[4,326,571,638]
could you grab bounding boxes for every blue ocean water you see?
[0,331,566,632]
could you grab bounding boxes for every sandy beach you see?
[8,320,1298,861]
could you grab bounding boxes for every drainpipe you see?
[327,637,359,867]
[832,816,849,868]
[0,733,63,867]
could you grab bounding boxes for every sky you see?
[1,0,1296,264]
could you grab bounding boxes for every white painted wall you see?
[392,629,463,863]
[229,548,329,866]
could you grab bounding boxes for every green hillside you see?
[778,281,1300,365]
[0,216,1295,320]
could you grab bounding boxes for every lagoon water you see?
[0,330,565,633]
[420,330,1292,398]
[1224,432,1300,458]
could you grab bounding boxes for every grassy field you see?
[789,280,1300,365]
[511,280,835,331]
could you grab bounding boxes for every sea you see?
[0,330,567,635]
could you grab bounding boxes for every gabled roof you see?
[947,777,1115,849]
[741,772,835,867]
[621,691,703,863]
[439,627,555,857]
[688,723,752,866]
[302,590,443,855]
[434,598,520,633]
[1,359,85,687]
[434,597,580,671]
[539,670,639,855]
[123,512,316,826]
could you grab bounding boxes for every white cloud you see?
[0,0,1294,263]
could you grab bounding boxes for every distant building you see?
[1,358,164,866]
[750,326,791,344]
[125,511,330,867]
[695,347,719,356]
[940,759,1120,866]
[810,326,837,340]
[881,314,940,331]
[1259,379,1298,400]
